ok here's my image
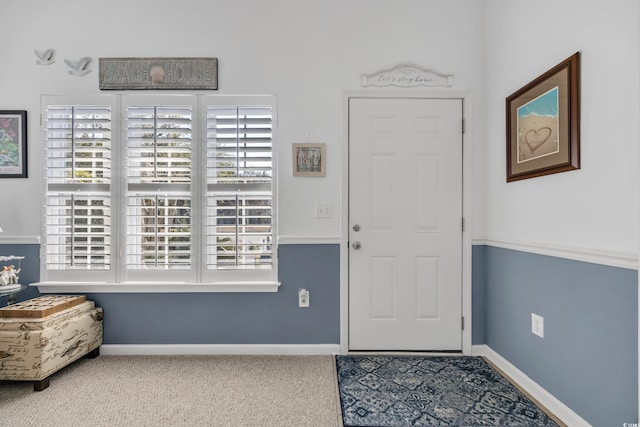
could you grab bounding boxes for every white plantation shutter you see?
[45,195,111,268]
[206,105,273,271]
[125,104,193,274]
[43,100,114,280]
[42,94,276,286]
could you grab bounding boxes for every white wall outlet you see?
[531,313,544,338]
[298,289,310,308]
[315,202,332,219]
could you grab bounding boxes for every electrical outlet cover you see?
[531,313,544,338]
[298,289,310,308]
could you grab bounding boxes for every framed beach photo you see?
[506,52,580,182]
[0,110,27,178]
[292,143,326,177]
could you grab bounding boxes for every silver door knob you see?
[352,224,361,232]
[352,241,361,250]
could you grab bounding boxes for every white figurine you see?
[0,265,20,286]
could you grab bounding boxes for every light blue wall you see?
[0,244,340,345]
[472,245,638,426]
[471,245,486,345]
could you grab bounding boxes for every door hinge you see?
[461,316,465,331]
[462,118,465,134]
[461,217,465,232]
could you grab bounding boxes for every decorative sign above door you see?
[361,63,453,88]
[99,57,218,90]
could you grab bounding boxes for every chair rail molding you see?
[473,236,638,270]
[278,236,340,245]
[0,235,40,245]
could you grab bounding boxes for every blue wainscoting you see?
[471,245,487,345]
[472,245,638,427]
[0,244,340,345]
[94,244,340,344]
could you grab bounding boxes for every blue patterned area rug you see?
[336,355,559,427]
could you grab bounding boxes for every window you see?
[205,106,274,271]
[42,95,277,289]
[44,97,116,283]
[123,98,196,283]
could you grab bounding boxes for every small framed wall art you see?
[292,143,326,177]
[0,110,27,178]
[506,52,580,182]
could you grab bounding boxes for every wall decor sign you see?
[0,110,27,178]
[361,63,453,88]
[506,52,580,182]
[99,57,218,90]
[292,143,326,177]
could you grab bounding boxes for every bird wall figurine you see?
[34,48,55,65]
[64,57,92,76]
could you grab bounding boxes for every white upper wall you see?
[3,0,636,256]
[484,0,639,256]
[0,0,485,240]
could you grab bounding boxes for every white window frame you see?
[37,94,279,293]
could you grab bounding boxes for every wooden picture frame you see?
[506,52,580,182]
[0,110,27,178]
[292,143,326,177]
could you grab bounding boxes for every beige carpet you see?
[0,355,343,427]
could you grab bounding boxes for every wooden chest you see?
[0,296,103,390]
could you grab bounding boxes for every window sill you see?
[32,281,281,294]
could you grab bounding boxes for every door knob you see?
[352,224,361,232]
[352,241,361,250]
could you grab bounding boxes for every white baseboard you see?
[101,344,340,356]
[472,345,591,427]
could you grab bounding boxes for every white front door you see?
[348,97,463,351]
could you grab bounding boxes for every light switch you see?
[315,203,332,219]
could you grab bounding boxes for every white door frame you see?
[340,90,474,355]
